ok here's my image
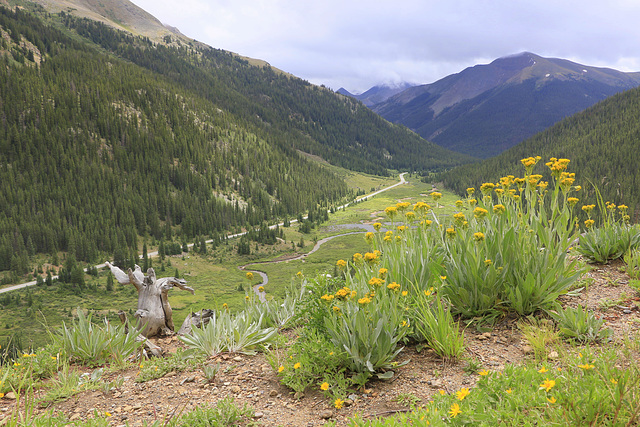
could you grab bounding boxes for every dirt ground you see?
[1,260,639,426]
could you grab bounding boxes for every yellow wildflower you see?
[373,222,382,231]
[246,272,254,280]
[473,232,485,242]
[258,286,265,292]
[336,259,347,270]
[378,268,388,279]
[547,396,557,403]
[567,197,579,206]
[446,227,456,238]
[364,252,378,264]
[387,282,401,291]
[467,187,475,195]
[538,366,548,373]
[320,382,330,391]
[353,253,363,264]
[430,192,442,201]
[540,378,556,392]
[493,204,506,215]
[480,182,495,194]
[385,206,398,219]
[578,363,595,370]
[402,290,408,296]
[506,388,512,394]
[585,219,595,228]
[484,259,493,266]
[478,369,489,376]
[473,207,489,219]
[448,403,462,418]
[365,232,375,243]
[405,211,416,221]
[582,204,596,214]
[334,398,344,409]
[368,277,385,287]
[294,362,301,369]
[456,388,470,400]
[358,297,372,305]
[455,200,464,208]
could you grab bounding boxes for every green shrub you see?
[549,305,612,343]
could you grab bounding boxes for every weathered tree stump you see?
[177,309,215,336]
[106,262,195,338]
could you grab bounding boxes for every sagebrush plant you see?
[179,309,277,357]
[49,309,143,367]
[549,304,612,344]
[577,191,640,263]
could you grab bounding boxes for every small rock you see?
[522,345,534,354]
[233,356,243,362]
[294,391,305,400]
[348,394,358,401]
[624,309,632,314]
[343,398,353,407]
[230,385,242,393]
[548,351,559,360]
[4,392,16,400]
[69,414,82,421]
[269,390,278,397]
[180,376,196,385]
[254,412,264,419]
[319,409,333,419]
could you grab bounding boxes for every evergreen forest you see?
[0,4,471,279]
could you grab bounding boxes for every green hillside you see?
[439,85,640,217]
[0,4,471,280]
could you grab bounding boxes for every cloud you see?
[130,0,640,92]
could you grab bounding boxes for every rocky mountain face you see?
[337,83,413,107]
[371,52,640,158]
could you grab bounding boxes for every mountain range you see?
[369,52,640,158]
[337,83,413,107]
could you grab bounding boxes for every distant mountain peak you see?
[372,53,640,158]
[341,82,414,107]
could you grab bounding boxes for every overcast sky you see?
[129,0,640,94]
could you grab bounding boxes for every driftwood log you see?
[106,262,195,338]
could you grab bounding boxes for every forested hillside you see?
[0,5,352,277]
[439,86,640,218]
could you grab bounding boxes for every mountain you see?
[439,84,640,215]
[373,52,640,158]
[338,83,414,107]
[0,3,471,277]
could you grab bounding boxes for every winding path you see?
[0,173,406,295]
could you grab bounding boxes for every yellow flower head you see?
[368,277,385,287]
[364,252,378,264]
[538,366,548,373]
[332,306,341,313]
[278,366,285,373]
[336,259,347,270]
[385,206,398,219]
[547,396,557,403]
[258,286,265,292]
[449,403,462,418]
[584,219,595,229]
[405,211,416,221]
[378,268,388,278]
[484,259,493,266]
[456,388,470,400]
[479,369,489,376]
[540,378,556,392]
[358,297,372,305]
[320,382,329,391]
[413,201,431,213]
[387,282,401,291]
[296,271,304,278]
[246,272,254,280]
[334,398,344,409]
[480,182,495,195]
[567,197,579,207]
[473,207,489,220]
[582,204,596,214]
[321,294,335,302]
[446,227,457,238]
[430,192,442,201]
[493,204,506,215]
[365,232,375,243]
[455,200,464,208]
[577,363,595,370]
[294,362,301,369]
[467,187,476,195]
[473,232,485,242]
[373,222,382,231]
[468,198,477,206]
[396,201,411,211]
[353,252,363,265]
[495,188,504,196]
